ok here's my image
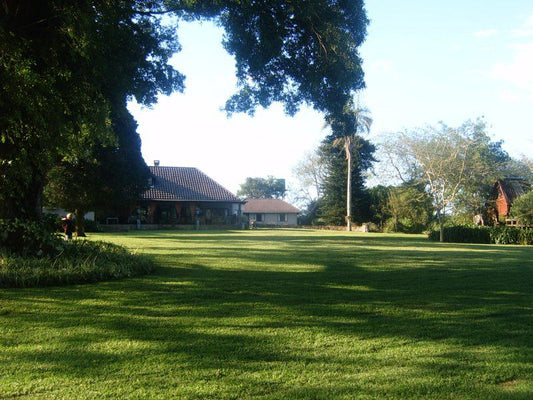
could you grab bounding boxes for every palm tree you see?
[326,103,372,231]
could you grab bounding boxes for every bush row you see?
[0,240,156,288]
[0,219,155,287]
[428,225,533,245]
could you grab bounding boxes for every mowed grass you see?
[0,229,532,399]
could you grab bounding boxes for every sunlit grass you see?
[0,229,531,399]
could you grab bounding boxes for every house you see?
[492,177,531,220]
[133,165,244,226]
[243,198,300,227]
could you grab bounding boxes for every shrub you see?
[42,213,63,232]
[429,225,532,245]
[0,240,156,288]
[383,218,427,234]
[0,219,64,257]
[490,226,520,245]
[511,191,533,226]
[519,229,533,245]
[490,226,533,245]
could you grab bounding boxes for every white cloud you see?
[499,89,521,102]
[492,43,533,96]
[370,60,396,74]
[509,29,533,38]
[524,15,533,27]
[474,29,499,38]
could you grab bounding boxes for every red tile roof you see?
[142,166,241,202]
[243,198,300,213]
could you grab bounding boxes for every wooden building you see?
[492,177,531,220]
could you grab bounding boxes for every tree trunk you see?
[437,209,444,242]
[74,209,87,237]
[346,140,352,232]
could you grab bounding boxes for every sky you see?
[128,0,533,195]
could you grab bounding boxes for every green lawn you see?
[1,229,532,399]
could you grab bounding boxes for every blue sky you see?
[129,1,533,194]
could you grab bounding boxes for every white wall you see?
[246,213,298,226]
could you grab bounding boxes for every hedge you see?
[429,225,533,245]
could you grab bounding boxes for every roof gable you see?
[495,178,531,204]
[243,198,300,213]
[142,166,241,202]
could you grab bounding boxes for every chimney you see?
[154,160,160,166]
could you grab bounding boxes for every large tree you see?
[44,105,150,236]
[1,1,369,220]
[322,103,373,230]
[0,0,182,219]
[452,121,510,217]
[237,176,286,199]
[382,119,510,241]
[319,133,375,226]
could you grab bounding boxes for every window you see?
[279,213,286,222]
[256,213,263,222]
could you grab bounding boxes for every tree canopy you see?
[381,119,511,240]
[0,0,182,218]
[318,134,375,226]
[326,104,372,230]
[237,176,286,199]
[44,105,150,235]
[511,190,533,226]
[1,0,369,220]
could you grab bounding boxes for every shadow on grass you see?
[2,231,532,398]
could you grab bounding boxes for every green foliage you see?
[2,1,369,220]
[368,185,390,228]
[298,199,324,226]
[428,225,492,244]
[428,225,533,245]
[490,226,533,245]
[510,190,533,225]
[215,1,369,119]
[453,120,510,215]
[383,217,428,234]
[44,106,150,234]
[383,184,433,233]
[237,176,286,198]
[0,240,155,288]
[383,119,512,230]
[1,1,182,219]
[0,219,64,257]
[319,136,375,225]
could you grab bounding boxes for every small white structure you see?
[243,198,300,227]
[43,207,95,221]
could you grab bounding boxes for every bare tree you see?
[292,149,327,203]
[382,123,476,241]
